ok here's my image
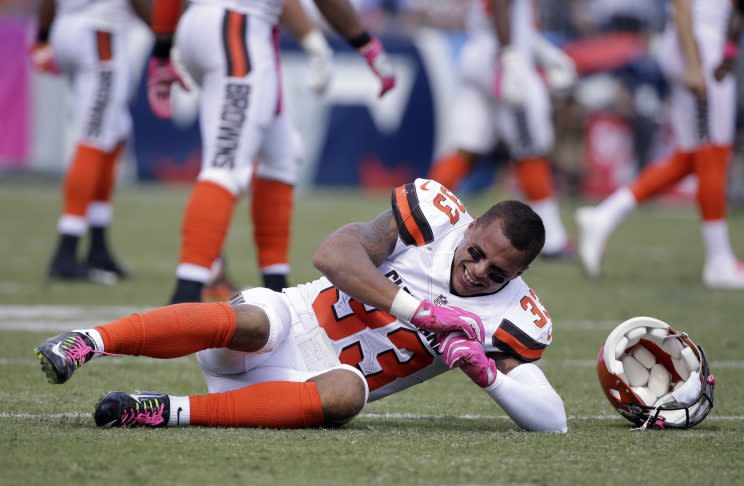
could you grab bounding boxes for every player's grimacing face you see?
[451,218,528,296]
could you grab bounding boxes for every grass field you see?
[1,180,743,485]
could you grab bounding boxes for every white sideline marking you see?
[0,412,742,422]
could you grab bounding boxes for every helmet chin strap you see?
[633,406,665,431]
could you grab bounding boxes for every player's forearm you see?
[37,0,56,41]
[130,0,152,25]
[313,224,401,312]
[671,0,702,72]
[281,0,315,41]
[312,0,365,41]
[492,0,512,46]
[484,363,567,432]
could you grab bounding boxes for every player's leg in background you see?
[169,7,276,303]
[576,29,697,277]
[501,74,570,258]
[46,21,123,282]
[84,30,134,278]
[428,87,494,189]
[251,109,303,292]
[428,36,497,190]
[696,50,744,289]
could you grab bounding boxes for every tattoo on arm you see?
[359,210,399,266]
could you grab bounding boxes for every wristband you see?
[390,289,420,322]
[152,38,173,59]
[300,29,332,57]
[347,31,372,49]
[723,41,738,61]
[37,28,50,43]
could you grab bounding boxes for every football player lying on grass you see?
[35,179,567,432]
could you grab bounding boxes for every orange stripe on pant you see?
[694,144,731,221]
[251,178,293,269]
[95,31,112,62]
[180,180,238,269]
[189,381,325,428]
[224,11,250,77]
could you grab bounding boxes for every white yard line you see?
[0,411,742,422]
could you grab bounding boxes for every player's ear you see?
[465,218,478,234]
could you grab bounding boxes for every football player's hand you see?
[147,58,189,119]
[683,67,707,99]
[357,37,396,97]
[410,300,485,343]
[493,46,531,105]
[534,35,577,93]
[439,332,498,388]
[300,30,334,95]
[29,42,59,75]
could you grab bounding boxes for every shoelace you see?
[62,335,119,366]
[121,400,165,426]
[63,336,93,367]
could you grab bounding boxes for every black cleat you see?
[48,257,117,285]
[34,331,96,384]
[86,250,130,279]
[94,391,170,428]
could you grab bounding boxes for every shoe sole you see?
[33,347,63,384]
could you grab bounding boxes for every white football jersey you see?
[189,0,284,24]
[465,0,537,61]
[284,179,553,402]
[665,0,731,40]
[56,0,134,25]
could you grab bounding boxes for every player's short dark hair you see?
[479,200,545,266]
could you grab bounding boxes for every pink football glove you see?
[147,58,188,119]
[357,37,396,97]
[30,42,59,75]
[410,300,485,343]
[439,333,498,388]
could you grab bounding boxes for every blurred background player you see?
[202,0,336,301]
[576,0,744,289]
[428,0,577,258]
[148,0,396,304]
[34,0,150,283]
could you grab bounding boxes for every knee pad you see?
[230,287,292,354]
[198,167,252,195]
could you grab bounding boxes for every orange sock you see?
[694,144,731,221]
[428,151,472,190]
[189,381,324,428]
[251,178,293,269]
[96,302,236,357]
[92,141,125,203]
[515,157,553,201]
[63,144,108,217]
[180,181,237,269]
[629,151,694,203]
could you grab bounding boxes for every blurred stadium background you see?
[2,1,744,484]
[3,0,744,201]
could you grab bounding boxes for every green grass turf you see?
[1,181,743,485]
